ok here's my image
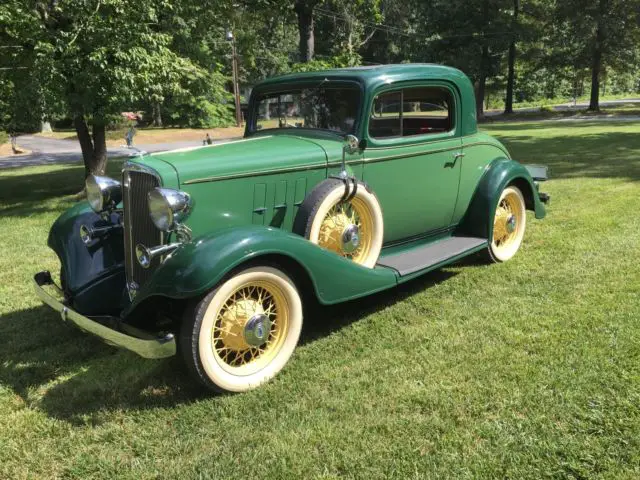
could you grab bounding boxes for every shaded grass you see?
[483,102,640,122]
[1,121,640,478]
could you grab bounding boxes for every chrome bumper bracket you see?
[33,271,176,359]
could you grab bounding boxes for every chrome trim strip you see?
[180,140,510,185]
[123,161,164,179]
[33,272,176,359]
[182,162,328,185]
[149,135,271,156]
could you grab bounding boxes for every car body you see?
[34,64,549,392]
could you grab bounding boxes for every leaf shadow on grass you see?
[0,160,123,218]
[495,130,640,181]
[1,268,460,425]
[0,305,208,424]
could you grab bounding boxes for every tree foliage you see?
[1,0,640,174]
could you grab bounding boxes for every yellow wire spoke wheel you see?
[298,179,384,268]
[317,197,374,264]
[182,266,303,393]
[489,186,526,262]
[212,280,288,372]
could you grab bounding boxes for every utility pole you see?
[227,31,242,127]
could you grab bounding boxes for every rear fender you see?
[457,158,546,239]
[126,226,398,314]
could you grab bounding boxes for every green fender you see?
[126,225,398,314]
[457,158,546,240]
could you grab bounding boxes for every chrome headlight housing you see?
[148,188,193,231]
[86,175,122,213]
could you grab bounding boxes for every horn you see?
[135,243,180,269]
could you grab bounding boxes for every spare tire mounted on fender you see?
[293,178,384,268]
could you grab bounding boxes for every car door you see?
[362,84,462,244]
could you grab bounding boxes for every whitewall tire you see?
[180,266,303,393]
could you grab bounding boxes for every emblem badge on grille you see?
[128,281,139,297]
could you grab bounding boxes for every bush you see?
[0,131,8,145]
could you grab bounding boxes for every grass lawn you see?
[1,121,640,478]
[484,102,640,123]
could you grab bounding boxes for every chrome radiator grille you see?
[123,168,162,293]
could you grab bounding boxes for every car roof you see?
[255,63,469,90]
[252,63,478,136]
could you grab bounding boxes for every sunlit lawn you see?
[35,126,245,146]
[1,121,639,478]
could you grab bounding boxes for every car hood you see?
[147,134,340,185]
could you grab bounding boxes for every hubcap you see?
[506,214,517,234]
[341,224,360,254]
[244,314,272,347]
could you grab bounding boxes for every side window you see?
[369,87,454,139]
[369,91,401,139]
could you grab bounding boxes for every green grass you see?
[483,102,640,123]
[1,121,640,478]
[486,92,639,111]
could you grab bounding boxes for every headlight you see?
[86,175,122,213]
[148,188,192,231]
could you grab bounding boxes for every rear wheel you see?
[487,185,527,262]
[180,266,303,393]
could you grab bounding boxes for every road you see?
[485,98,640,116]
[0,135,234,169]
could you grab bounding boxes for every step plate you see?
[377,236,487,277]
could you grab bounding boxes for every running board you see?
[377,236,487,277]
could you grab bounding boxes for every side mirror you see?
[344,134,360,155]
[339,135,361,178]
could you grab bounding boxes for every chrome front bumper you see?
[33,271,176,359]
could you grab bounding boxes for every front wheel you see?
[487,185,527,262]
[180,266,303,393]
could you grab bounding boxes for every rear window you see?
[369,87,454,139]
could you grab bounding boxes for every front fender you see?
[127,226,398,312]
[457,158,546,239]
[47,201,127,315]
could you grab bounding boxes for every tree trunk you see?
[74,114,94,178]
[476,43,490,119]
[294,1,315,62]
[153,102,162,127]
[504,0,520,114]
[476,0,490,119]
[73,114,108,178]
[90,118,108,176]
[589,0,607,111]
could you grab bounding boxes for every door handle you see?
[446,152,465,168]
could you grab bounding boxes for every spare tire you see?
[293,178,383,268]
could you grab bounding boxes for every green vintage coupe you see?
[34,64,549,392]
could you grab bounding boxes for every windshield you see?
[251,86,360,135]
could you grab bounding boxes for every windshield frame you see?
[246,79,365,138]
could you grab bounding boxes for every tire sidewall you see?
[305,181,384,268]
[191,266,303,393]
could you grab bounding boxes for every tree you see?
[294,0,321,62]
[413,0,512,117]
[504,0,519,114]
[551,0,640,111]
[1,0,233,178]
